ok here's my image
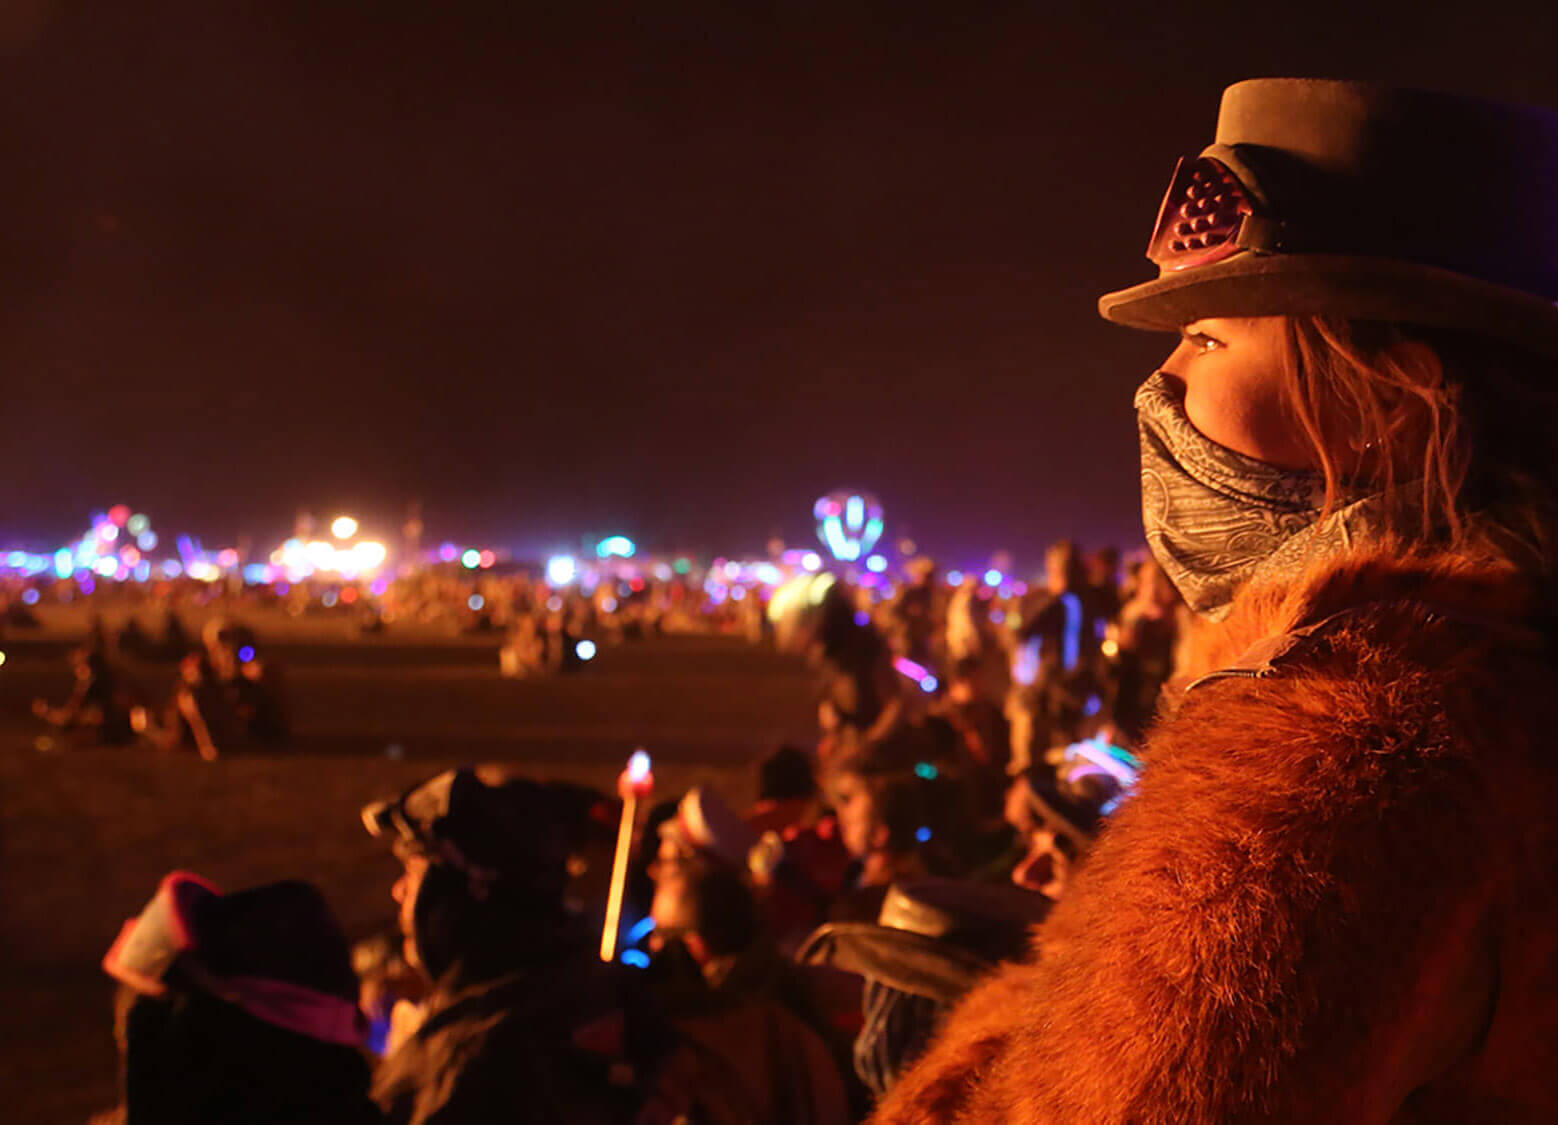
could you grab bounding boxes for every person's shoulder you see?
[1178,543,1542,695]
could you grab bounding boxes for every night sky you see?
[4,0,1558,569]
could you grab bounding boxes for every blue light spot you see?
[468,594,485,611]
[626,915,657,944]
[919,675,938,694]
[1060,592,1083,671]
[21,589,39,605]
[1083,693,1102,717]
[853,611,870,627]
[575,639,598,661]
[321,591,338,607]
[367,1014,392,1056]
[915,826,932,843]
[946,570,963,585]
[620,949,650,969]
[914,761,939,780]
[865,554,888,573]
[983,568,1003,586]
[237,646,256,664]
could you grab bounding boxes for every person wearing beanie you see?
[875,80,1558,1123]
[361,767,665,1124]
[97,872,380,1124]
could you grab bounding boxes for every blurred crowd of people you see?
[83,541,1190,1123]
[13,563,767,758]
[30,615,288,760]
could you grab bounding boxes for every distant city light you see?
[331,516,359,540]
[865,554,888,573]
[576,639,598,661]
[461,549,481,569]
[596,535,636,559]
[351,541,388,571]
[21,589,39,605]
[126,514,149,536]
[547,555,578,586]
[468,594,485,611]
[984,569,1003,586]
[946,570,963,585]
[800,552,822,572]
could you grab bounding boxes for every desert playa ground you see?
[0,630,814,1123]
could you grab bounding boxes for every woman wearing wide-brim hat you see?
[872,78,1558,1123]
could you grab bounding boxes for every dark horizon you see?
[5,0,1558,570]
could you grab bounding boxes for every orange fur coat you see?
[872,549,1558,1123]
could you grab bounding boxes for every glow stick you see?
[600,748,653,963]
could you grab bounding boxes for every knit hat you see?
[102,872,366,1047]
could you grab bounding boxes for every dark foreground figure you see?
[97,873,380,1124]
[363,767,851,1124]
[874,80,1558,1122]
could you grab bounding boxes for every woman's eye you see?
[1184,331,1223,353]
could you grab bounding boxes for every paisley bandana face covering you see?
[1135,371,1384,617]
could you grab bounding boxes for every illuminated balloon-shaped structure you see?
[813,489,884,563]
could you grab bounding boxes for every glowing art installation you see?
[813,489,884,564]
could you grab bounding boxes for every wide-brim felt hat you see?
[1099,79,1558,358]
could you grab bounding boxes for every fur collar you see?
[1179,543,1536,688]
